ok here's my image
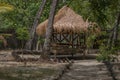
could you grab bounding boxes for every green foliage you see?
[86,34,96,48]
[16,27,29,41]
[89,0,120,29]
[69,0,90,20]
[97,44,119,62]
[38,36,44,44]
[96,30,119,62]
[97,31,108,45]
[0,0,42,30]
[68,0,120,29]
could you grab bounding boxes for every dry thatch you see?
[0,35,7,47]
[36,6,68,35]
[36,6,99,35]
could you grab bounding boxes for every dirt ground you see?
[0,50,67,80]
[0,50,120,80]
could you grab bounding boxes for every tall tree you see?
[42,0,58,59]
[25,0,47,50]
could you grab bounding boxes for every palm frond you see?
[0,3,14,13]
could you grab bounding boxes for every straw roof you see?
[36,6,96,35]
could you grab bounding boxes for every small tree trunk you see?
[112,27,117,46]
[108,13,120,48]
[108,31,113,48]
[41,0,58,59]
[112,13,120,46]
[36,40,40,51]
[25,0,47,50]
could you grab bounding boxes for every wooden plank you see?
[12,50,42,55]
[54,43,79,46]
[51,48,84,54]
[50,54,98,59]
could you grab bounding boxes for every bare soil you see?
[0,50,67,80]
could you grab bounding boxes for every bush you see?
[16,27,29,41]
[97,44,119,62]
[16,27,29,48]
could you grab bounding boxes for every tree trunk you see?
[41,0,58,59]
[112,13,120,46]
[25,0,47,50]
[108,13,120,48]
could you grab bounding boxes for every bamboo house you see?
[36,6,100,55]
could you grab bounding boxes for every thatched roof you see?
[36,6,97,35]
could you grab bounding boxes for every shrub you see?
[16,27,29,41]
[97,44,119,62]
[16,27,29,48]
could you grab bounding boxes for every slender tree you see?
[112,13,120,46]
[108,13,120,48]
[42,0,58,59]
[25,0,47,50]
